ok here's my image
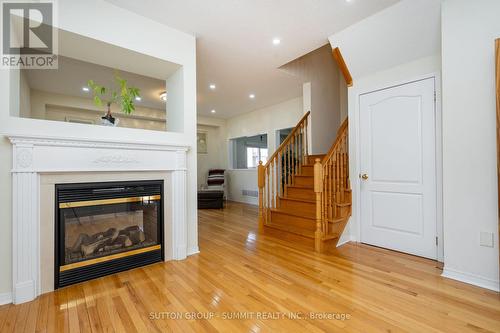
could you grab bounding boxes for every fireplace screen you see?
[55,180,164,288]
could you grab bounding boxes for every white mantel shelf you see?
[8,134,190,304]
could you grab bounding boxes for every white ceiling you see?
[105,0,400,118]
[329,0,441,79]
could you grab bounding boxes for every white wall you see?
[342,55,442,249]
[328,0,441,79]
[441,0,500,291]
[329,0,443,250]
[19,71,30,118]
[166,67,184,132]
[281,45,342,154]
[29,90,167,131]
[196,123,227,188]
[226,97,303,204]
[330,0,500,291]
[0,0,197,297]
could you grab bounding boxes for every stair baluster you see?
[258,114,350,252]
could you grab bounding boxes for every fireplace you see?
[55,180,164,288]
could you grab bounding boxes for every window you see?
[246,147,268,168]
[230,134,267,169]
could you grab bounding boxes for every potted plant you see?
[87,74,141,126]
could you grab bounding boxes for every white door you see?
[360,78,437,259]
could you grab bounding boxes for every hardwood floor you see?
[1,202,499,332]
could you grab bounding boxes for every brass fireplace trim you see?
[60,244,162,272]
[59,195,161,208]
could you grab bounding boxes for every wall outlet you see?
[479,231,494,248]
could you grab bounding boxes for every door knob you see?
[360,173,368,180]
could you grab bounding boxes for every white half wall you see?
[441,0,500,291]
[226,97,303,205]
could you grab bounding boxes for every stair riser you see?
[300,166,314,176]
[324,203,352,218]
[270,211,316,231]
[338,206,351,216]
[263,225,315,248]
[306,156,324,165]
[279,199,316,216]
[287,187,315,201]
[293,176,314,187]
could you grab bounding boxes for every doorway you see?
[359,77,438,259]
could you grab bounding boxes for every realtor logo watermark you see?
[1,0,58,69]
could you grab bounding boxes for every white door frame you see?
[350,73,443,261]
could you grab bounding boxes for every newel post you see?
[257,161,265,229]
[314,158,323,252]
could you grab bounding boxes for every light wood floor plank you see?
[1,202,499,332]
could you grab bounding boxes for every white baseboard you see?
[336,236,354,248]
[442,267,499,292]
[227,196,258,206]
[0,292,12,305]
[187,246,200,255]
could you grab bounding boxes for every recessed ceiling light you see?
[211,109,216,114]
[272,38,281,45]
[135,96,141,101]
[160,91,167,101]
[82,87,89,92]
[209,84,216,90]
[249,94,255,99]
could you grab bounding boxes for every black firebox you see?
[55,180,164,288]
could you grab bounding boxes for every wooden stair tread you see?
[265,223,315,239]
[328,216,346,224]
[279,196,315,204]
[270,208,315,220]
[287,184,314,190]
[258,115,351,253]
[322,234,340,241]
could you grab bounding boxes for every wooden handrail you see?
[258,111,311,228]
[317,118,350,242]
[322,118,348,164]
[264,111,310,168]
[332,47,353,87]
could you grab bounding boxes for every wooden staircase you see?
[258,113,351,252]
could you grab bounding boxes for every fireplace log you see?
[69,233,92,253]
[119,226,145,245]
[129,230,146,244]
[104,228,119,242]
[81,237,110,257]
[103,243,123,252]
[114,235,133,248]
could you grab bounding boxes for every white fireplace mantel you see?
[8,134,190,304]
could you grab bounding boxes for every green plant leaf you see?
[88,73,140,115]
[93,95,102,107]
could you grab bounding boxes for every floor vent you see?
[242,190,258,197]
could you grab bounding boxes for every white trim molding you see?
[0,292,13,306]
[350,72,444,262]
[442,267,500,292]
[8,134,190,304]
